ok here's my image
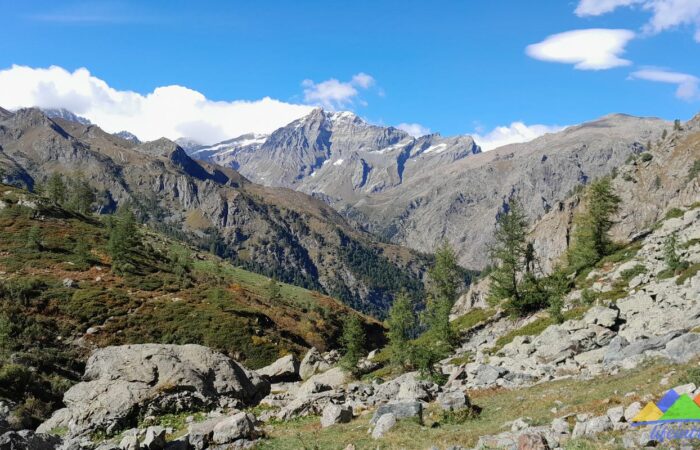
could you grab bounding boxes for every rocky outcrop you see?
[37,344,269,437]
[445,203,700,392]
[451,277,491,319]
[0,430,61,450]
[532,116,700,272]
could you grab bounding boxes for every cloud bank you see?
[302,73,376,110]
[629,68,700,100]
[526,29,636,70]
[575,0,700,41]
[473,122,566,151]
[396,122,431,137]
[0,65,314,145]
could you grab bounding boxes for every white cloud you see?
[629,68,700,100]
[472,122,566,151]
[575,0,640,16]
[0,65,314,144]
[302,73,376,110]
[396,122,431,137]
[526,29,635,70]
[575,0,700,42]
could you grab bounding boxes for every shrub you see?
[688,160,700,182]
[0,277,45,304]
[639,152,653,162]
[665,208,684,220]
[437,405,480,424]
[677,263,700,286]
[0,364,31,395]
[664,234,683,272]
[618,264,646,284]
[580,288,597,305]
[682,368,700,386]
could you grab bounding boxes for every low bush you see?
[665,208,685,220]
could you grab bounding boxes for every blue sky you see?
[0,0,699,147]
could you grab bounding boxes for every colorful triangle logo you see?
[631,389,700,426]
[660,395,700,421]
[632,402,663,423]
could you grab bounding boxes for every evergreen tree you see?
[169,245,193,287]
[543,270,569,323]
[387,292,417,368]
[108,207,138,274]
[424,241,461,347]
[664,233,682,272]
[428,241,460,304]
[0,312,11,357]
[674,119,682,131]
[267,278,281,299]
[46,173,66,205]
[67,176,96,214]
[74,238,93,268]
[340,314,364,373]
[488,198,529,306]
[567,178,620,271]
[25,226,42,251]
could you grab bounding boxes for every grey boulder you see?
[664,333,700,363]
[371,413,396,439]
[38,344,269,438]
[320,404,353,428]
[0,430,62,450]
[256,354,299,383]
[211,412,257,445]
[370,401,422,425]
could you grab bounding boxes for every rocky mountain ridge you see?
[188,108,481,205]
[0,107,429,316]
[189,109,669,269]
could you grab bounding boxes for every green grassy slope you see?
[0,184,383,428]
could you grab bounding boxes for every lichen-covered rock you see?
[38,344,269,438]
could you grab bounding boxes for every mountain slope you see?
[531,113,700,272]
[0,184,386,427]
[340,114,668,268]
[0,108,429,316]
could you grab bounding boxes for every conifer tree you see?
[267,278,281,299]
[74,238,92,268]
[67,176,96,214]
[567,178,620,271]
[425,241,460,346]
[340,314,364,372]
[387,291,417,367]
[664,233,682,272]
[488,198,529,306]
[25,225,42,251]
[108,207,138,274]
[46,173,66,205]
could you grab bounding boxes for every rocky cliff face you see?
[189,108,481,207]
[531,113,700,272]
[0,108,428,316]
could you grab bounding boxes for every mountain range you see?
[185,108,668,269]
[0,108,430,317]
